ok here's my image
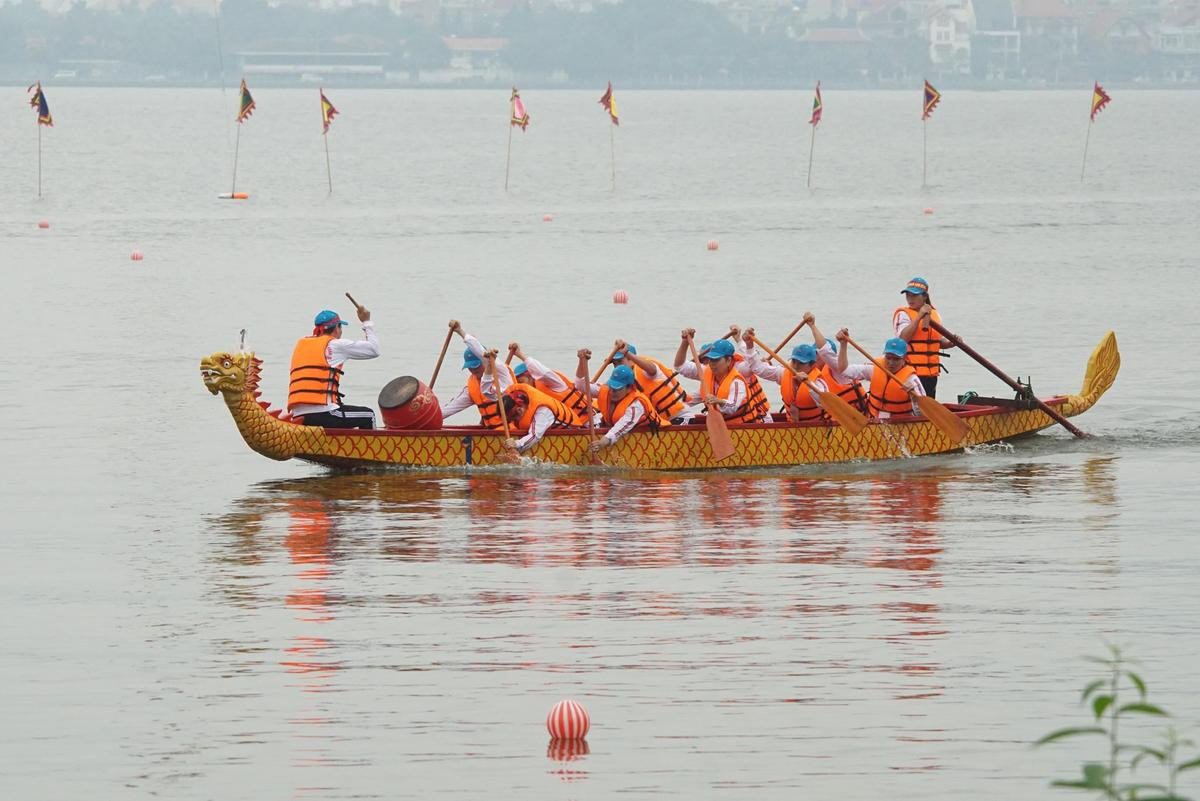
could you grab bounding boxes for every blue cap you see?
[612,343,638,361]
[462,348,482,369]
[790,344,817,364]
[607,364,636,389]
[902,276,929,295]
[513,362,528,377]
[826,339,838,355]
[314,309,348,328]
[883,337,908,357]
[705,339,735,360]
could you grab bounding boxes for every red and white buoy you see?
[37,220,49,229]
[923,207,934,215]
[546,699,590,740]
[706,239,719,251]
[612,289,628,304]
[543,213,554,222]
[130,251,144,261]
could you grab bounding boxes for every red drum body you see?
[378,376,443,430]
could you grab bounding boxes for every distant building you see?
[928,0,976,74]
[416,36,514,84]
[236,51,388,84]
[972,0,1020,79]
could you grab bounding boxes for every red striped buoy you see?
[130,251,144,261]
[546,699,590,740]
[37,220,50,229]
[706,239,719,251]
[612,289,628,304]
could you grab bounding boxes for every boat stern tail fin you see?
[1060,331,1120,417]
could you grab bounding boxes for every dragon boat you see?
[201,332,1118,471]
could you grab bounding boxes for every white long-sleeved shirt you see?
[290,320,380,415]
[440,334,514,420]
[521,356,569,393]
[840,362,925,418]
[578,381,649,444]
[741,343,828,405]
[513,407,557,452]
[676,360,748,416]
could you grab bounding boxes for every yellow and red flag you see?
[320,89,338,134]
[809,81,822,126]
[236,79,255,123]
[922,80,941,120]
[510,87,529,130]
[28,83,52,126]
[1090,82,1111,121]
[599,82,619,126]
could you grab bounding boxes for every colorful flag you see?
[922,80,941,120]
[28,83,52,127]
[510,87,529,130]
[1090,82,1111,121]
[320,89,338,134]
[809,81,822,126]
[599,82,619,126]
[236,79,255,123]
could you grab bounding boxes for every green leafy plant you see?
[1035,644,1200,801]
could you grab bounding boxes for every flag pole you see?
[231,122,241,196]
[504,122,514,192]
[806,123,816,188]
[1080,120,1093,183]
[323,132,333,194]
[609,124,616,191]
[922,118,927,189]
[37,122,42,198]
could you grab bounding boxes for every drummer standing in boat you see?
[287,305,379,429]
[438,320,515,428]
[893,276,954,398]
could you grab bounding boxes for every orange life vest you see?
[701,366,760,424]
[467,365,517,429]
[733,354,771,421]
[535,370,594,419]
[780,367,824,422]
[287,335,343,410]
[630,357,689,420]
[596,385,667,432]
[895,306,943,377]
[818,364,870,414]
[506,384,582,432]
[869,363,918,417]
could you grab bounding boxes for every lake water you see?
[2,88,1198,800]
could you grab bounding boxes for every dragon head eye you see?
[221,358,232,368]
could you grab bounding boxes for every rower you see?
[287,305,379,429]
[742,332,831,423]
[893,276,954,398]
[501,381,584,454]
[674,332,769,424]
[835,330,926,418]
[438,319,514,429]
[508,342,594,421]
[574,356,667,454]
[608,340,691,424]
[792,315,870,414]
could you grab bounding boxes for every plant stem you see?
[1109,658,1120,800]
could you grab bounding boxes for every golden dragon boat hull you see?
[201,332,1118,471]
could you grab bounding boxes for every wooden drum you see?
[378,376,443,430]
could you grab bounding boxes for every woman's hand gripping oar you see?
[486,350,521,464]
[750,334,867,435]
[928,320,1088,439]
[576,349,605,466]
[842,334,970,444]
[429,319,458,390]
[764,312,814,364]
[686,333,736,462]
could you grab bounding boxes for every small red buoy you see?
[547,699,590,740]
[37,220,49,229]
[130,251,144,261]
[706,239,719,251]
[543,213,554,222]
[612,290,628,304]
[923,207,934,215]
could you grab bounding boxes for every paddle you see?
[506,342,518,366]
[750,334,867,436]
[843,335,970,444]
[429,322,455,390]
[344,292,362,311]
[686,335,735,462]
[764,319,810,364]
[579,352,604,465]
[591,344,621,383]
[486,350,520,464]
[929,320,1087,438]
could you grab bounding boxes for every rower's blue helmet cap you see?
[462,348,482,369]
[612,344,637,361]
[884,337,908,357]
[607,364,636,390]
[314,309,348,329]
[902,276,930,295]
[513,362,528,377]
[790,343,818,364]
[706,339,735,360]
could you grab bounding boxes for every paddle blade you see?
[706,412,736,462]
[816,390,868,436]
[916,395,970,444]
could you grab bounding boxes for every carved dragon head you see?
[201,351,262,397]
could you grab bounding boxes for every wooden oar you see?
[687,336,735,462]
[591,345,620,383]
[486,351,519,464]
[429,326,454,389]
[765,319,810,364]
[844,336,969,444]
[505,343,518,366]
[929,320,1087,438]
[698,328,738,358]
[750,334,867,436]
[579,353,603,465]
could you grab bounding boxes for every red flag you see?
[320,89,338,134]
[599,82,619,126]
[28,83,52,126]
[236,79,255,123]
[510,87,530,130]
[1090,82,1111,121]
[809,82,822,126]
[922,80,941,120]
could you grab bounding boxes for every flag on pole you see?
[922,80,941,120]
[320,89,338,134]
[599,82,619,126]
[236,79,256,123]
[510,87,530,130]
[809,81,822,126]
[28,83,52,126]
[1090,82,1111,121]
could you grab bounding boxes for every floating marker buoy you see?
[706,239,719,251]
[923,207,934,215]
[37,220,49,229]
[612,290,628,304]
[546,738,590,761]
[218,193,249,200]
[130,251,144,261]
[543,213,554,222]
[547,699,590,740]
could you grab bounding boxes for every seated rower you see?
[438,319,515,429]
[607,340,691,425]
[743,337,831,423]
[501,379,585,454]
[673,332,770,424]
[508,342,594,421]
[741,315,869,417]
[573,355,667,454]
[834,330,926,418]
[288,305,380,430]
